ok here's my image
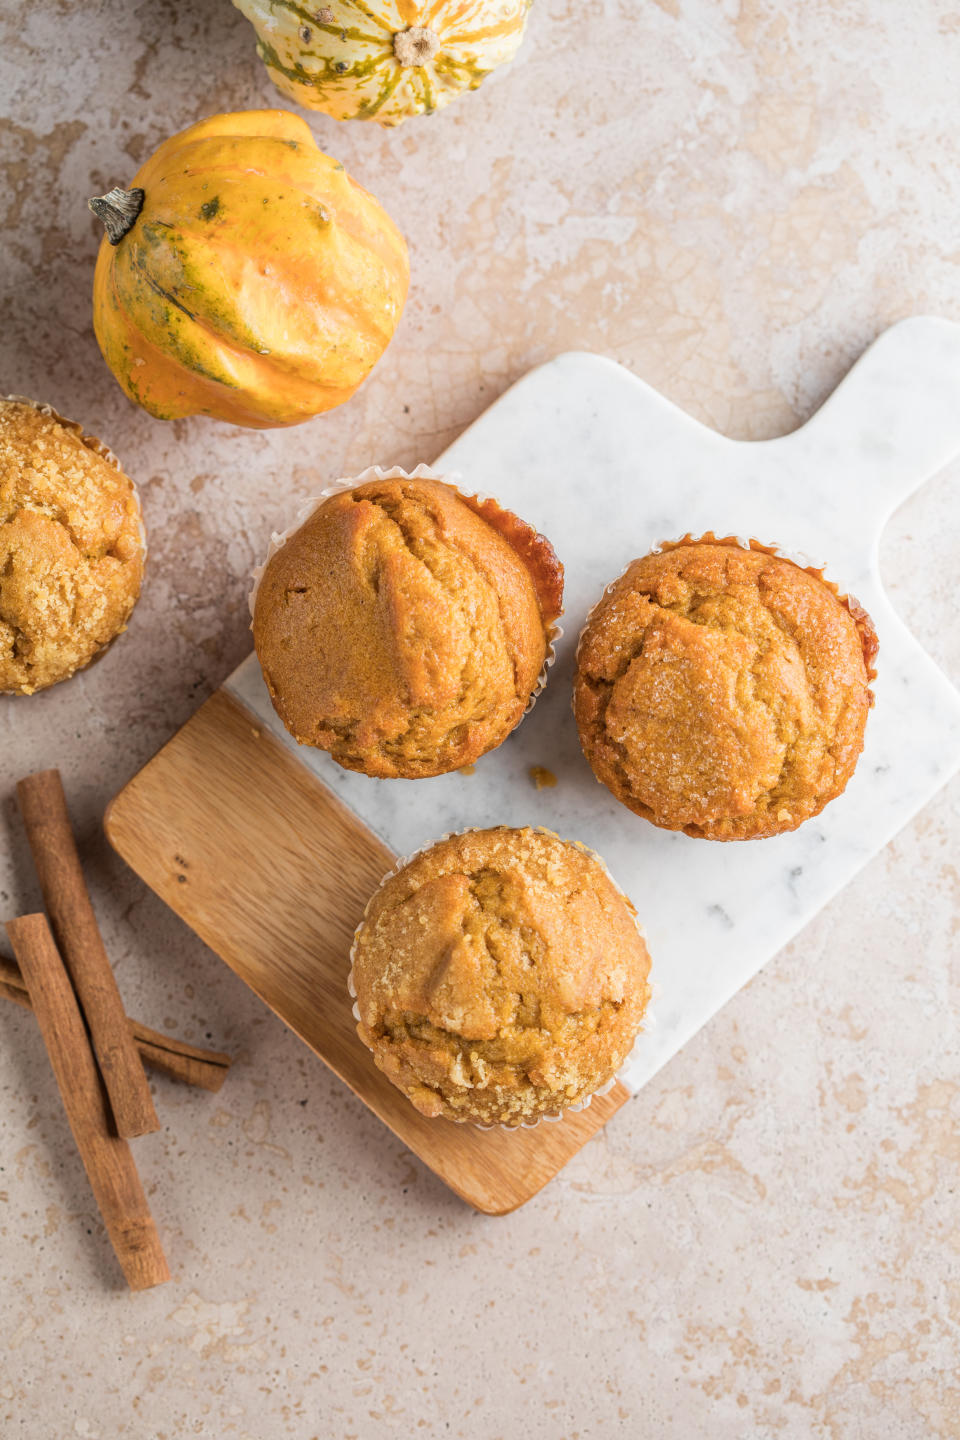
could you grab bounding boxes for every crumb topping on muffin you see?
[574,538,877,841]
[0,399,145,695]
[351,827,651,1125]
[253,477,562,778]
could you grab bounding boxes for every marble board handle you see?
[768,316,960,528]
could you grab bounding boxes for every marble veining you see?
[3,2,960,1434]
[229,317,960,1095]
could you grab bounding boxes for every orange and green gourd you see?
[89,110,409,428]
[231,0,533,126]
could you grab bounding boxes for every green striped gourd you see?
[232,0,533,127]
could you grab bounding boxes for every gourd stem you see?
[88,187,145,246]
[393,25,441,66]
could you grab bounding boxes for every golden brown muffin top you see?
[0,399,145,696]
[253,477,562,778]
[352,827,652,1125]
[574,538,877,841]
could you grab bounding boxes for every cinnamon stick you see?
[6,914,170,1291]
[0,955,231,1093]
[16,769,159,1138]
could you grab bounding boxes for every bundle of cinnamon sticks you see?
[4,768,232,1291]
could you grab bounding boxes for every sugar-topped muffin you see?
[0,398,145,695]
[351,826,652,1126]
[574,538,877,841]
[252,475,563,778]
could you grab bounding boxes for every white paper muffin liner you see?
[572,530,878,841]
[347,824,657,1131]
[248,464,562,719]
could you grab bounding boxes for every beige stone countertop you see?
[2,2,959,1436]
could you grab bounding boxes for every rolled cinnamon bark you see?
[16,769,160,1137]
[0,955,231,1093]
[6,914,170,1291]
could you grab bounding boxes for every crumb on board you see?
[458,763,476,776]
[529,765,557,790]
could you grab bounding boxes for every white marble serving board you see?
[227,316,960,1098]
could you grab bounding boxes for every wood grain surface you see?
[17,768,161,1138]
[0,955,231,1092]
[5,914,169,1291]
[104,688,630,1214]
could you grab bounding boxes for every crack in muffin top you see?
[574,539,877,841]
[352,826,652,1125]
[253,477,562,778]
[0,399,144,695]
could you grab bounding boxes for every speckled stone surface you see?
[1,3,959,1437]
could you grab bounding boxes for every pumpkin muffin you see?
[351,826,652,1126]
[253,474,563,778]
[574,538,878,841]
[0,398,145,696]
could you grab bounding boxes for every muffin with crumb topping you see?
[0,397,145,695]
[350,826,652,1126]
[252,474,563,778]
[573,537,878,840]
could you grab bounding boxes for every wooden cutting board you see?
[106,689,628,1214]
[106,317,960,1214]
